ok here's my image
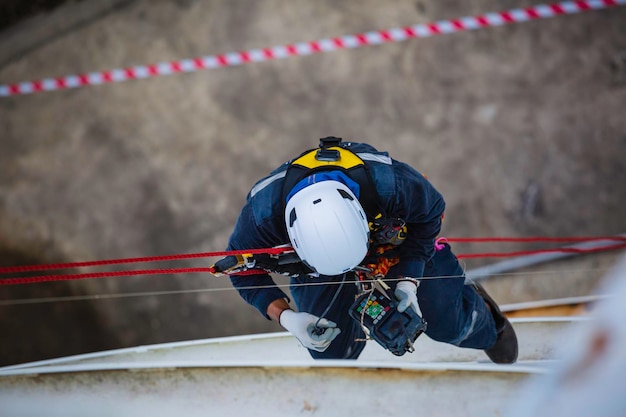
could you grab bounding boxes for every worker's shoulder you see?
[359,146,433,198]
[240,163,288,229]
[245,142,388,200]
[248,163,289,201]
[343,142,391,160]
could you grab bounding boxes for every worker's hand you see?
[395,280,421,315]
[279,310,341,352]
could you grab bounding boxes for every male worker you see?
[226,137,518,363]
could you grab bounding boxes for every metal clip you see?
[210,253,256,276]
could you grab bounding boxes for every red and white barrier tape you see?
[1,0,623,97]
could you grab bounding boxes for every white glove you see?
[279,310,341,352]
[395,280,421,315]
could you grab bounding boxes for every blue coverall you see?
[227,142,496,359]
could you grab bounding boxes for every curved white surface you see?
[0,316,586,417]
[0,316,586,373]
[0,361,546,417]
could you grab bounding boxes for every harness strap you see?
[280,137,383,220]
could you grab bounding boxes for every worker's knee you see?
[423,285,497,349]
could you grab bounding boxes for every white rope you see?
[0,266,613,306]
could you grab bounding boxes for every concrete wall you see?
[1,0,625,365]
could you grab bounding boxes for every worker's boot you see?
[471,281,518,364]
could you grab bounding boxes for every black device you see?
[349,287,427,356]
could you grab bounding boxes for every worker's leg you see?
[290,274,366,359]
[417,243,497,349]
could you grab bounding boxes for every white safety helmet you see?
[285,180,370,276]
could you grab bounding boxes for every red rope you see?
[0,268,217,286]
[448,236,626,243]
[456,243,626,259]
[1,236,625,286]
[0,246,291,274]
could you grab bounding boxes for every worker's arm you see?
[227,201,291,319]
[267,298,291,322]
[390,161,446,279]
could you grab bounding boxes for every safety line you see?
[0,246,290,274]
[1,241,624,286]
[1,0,623,97]
[456,243,626,259]
[448,236,626,243]
[0,266,614,306]
[0,268,216,286]
[1,236,624,276]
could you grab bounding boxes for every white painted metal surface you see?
[0,362,542,417]
[500,295,610,312]
[0,317,584,417]
[0,317,586,373]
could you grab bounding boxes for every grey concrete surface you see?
[0,0,625,365]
